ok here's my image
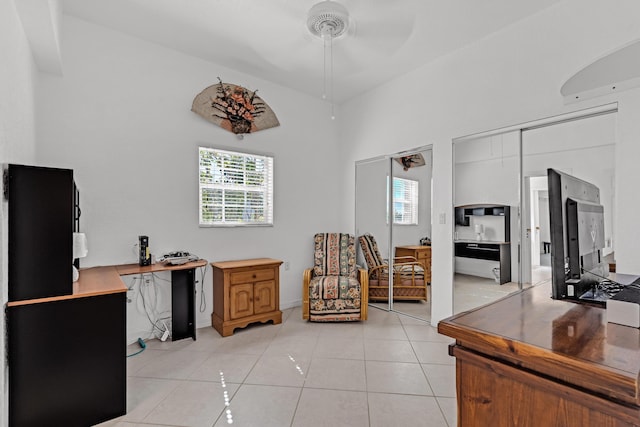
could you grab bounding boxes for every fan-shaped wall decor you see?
[191,78,279,135]
[395,153,425,171]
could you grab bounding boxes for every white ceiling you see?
[60,0,565,103]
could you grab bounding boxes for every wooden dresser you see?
[211,258,283,337]
[394,245,432,282]
[438,283,640,426]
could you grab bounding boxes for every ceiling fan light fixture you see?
[306,1,350,40]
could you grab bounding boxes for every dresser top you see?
[395,245,431,250]
[211,258,283,269]
[438,283,640,406]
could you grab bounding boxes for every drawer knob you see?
[252,274,257,279]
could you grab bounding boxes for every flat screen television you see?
[547,168,608,302]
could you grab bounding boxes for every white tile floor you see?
[97,306,457,427]
[98,265,555,427]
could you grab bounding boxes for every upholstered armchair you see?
[302,233,368,321]
[358,233,427,301]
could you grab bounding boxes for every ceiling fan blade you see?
[351,5,416,54]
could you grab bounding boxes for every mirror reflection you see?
[521,112,616,296]
[355,148,433,321]
[453,133,521,314]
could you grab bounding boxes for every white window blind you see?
[393,177,419,225]
[199,147,274,226]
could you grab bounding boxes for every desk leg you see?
[171,269,196,341]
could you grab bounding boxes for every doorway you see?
[524,175,552,286]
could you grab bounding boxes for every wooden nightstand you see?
[394,245,432,283]
[211,258,282,337]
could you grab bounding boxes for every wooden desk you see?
[438,284,640,426]
[6,260,207,427]
[7,266,128,427]
[117,259,207,341]
[394,245,432,282]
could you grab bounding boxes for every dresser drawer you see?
[230,268,275,285]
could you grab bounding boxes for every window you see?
[199,147,274,226]
[392,177,419,225]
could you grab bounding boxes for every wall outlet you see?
[439,213,446,224]
[284,262,290,270]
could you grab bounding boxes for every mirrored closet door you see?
[355,157,392,313]
[452,107,617,315]
[521,111,617,293]
[452,132,521,314]
[355,147,433,321]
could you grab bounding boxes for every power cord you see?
[127,337,147,358]
[199,264,208,313]
[137,273,172,340]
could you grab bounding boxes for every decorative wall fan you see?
[191,78,279,136]
[395,153,425,171]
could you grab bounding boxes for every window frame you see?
[198,146,274,227]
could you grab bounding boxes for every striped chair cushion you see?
[313,233,357,279]
[309,276,362,321]
[358,234,385,269]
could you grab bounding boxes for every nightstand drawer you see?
[230,268,275,285]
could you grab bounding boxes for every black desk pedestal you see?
[171,268,196,341]
[115,261,207,342]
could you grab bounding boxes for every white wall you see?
[36,16,346,342]
[340,0,640,326]
[0,0,39,424]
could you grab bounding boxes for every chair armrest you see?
[368,264,390,279]
[358,268,368,320]
[302,268,313,320]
